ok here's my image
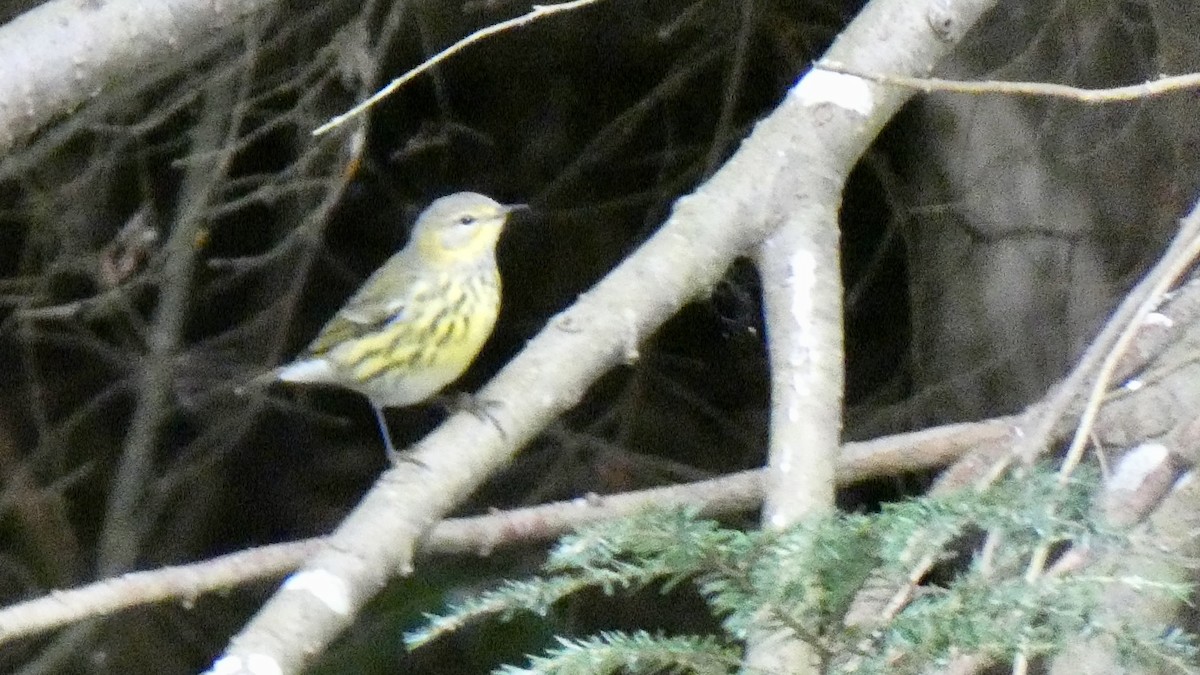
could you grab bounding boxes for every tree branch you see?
[0,414,1013,645]
[0,0,283,155]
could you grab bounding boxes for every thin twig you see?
[312,0,604,136]
[1057,212,1200,480]
[95,48,253,576]
[816,61,1200,103]
[0,415,1002,645]
[973,205,1200,491]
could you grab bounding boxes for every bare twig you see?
[96,30,258,577]
[977,203,1200,488]
[312,0,604,136]
[0,413,1007,644]
[816,61,1200,103]
[1057,211,1200,478]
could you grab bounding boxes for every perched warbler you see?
[271,192,518,455]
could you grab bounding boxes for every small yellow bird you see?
[273,192,518,455]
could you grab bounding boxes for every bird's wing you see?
[302,261,416,356]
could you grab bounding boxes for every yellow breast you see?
[332,270,501,407]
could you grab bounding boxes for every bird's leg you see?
[370,403,401,460]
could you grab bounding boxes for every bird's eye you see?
[457,215,476,226]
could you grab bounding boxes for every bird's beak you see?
[504,203,532,216]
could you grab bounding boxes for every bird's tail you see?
[234,368,281,396]
[236,358,335,397]
[274,358,336,384]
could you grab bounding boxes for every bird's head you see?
[412,192,518,267]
